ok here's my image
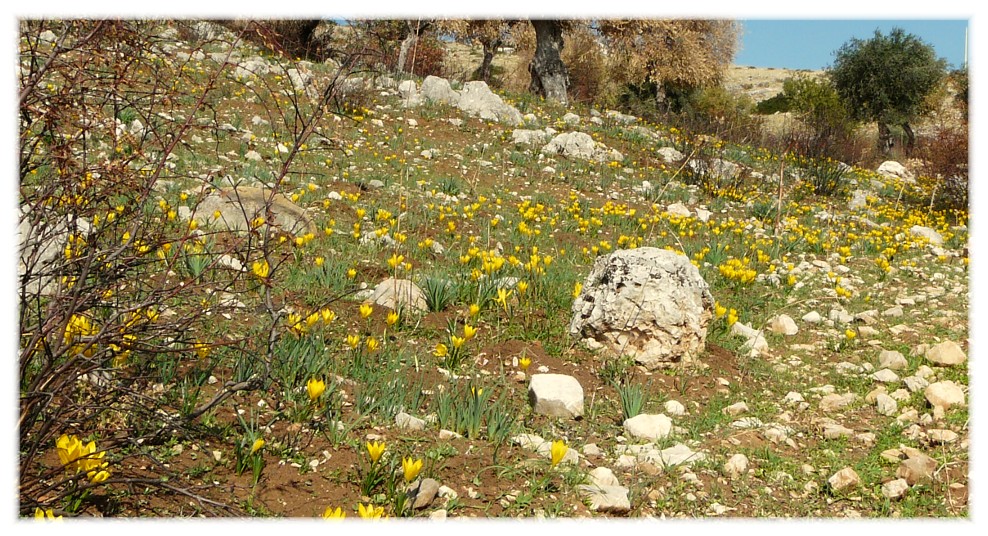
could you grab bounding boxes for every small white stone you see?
[925,340,967,366]
[882,478,909,500]
[872,369,900,383]
[828,467,861,491]
[768,314,799,335]
[802,311,823,323]
[623,413,673,441]
[664,400,687,416]
[723,453,749,479]
[925,381,966,409]
[927,429,958,444]
[723,402,749,416]
[876,394,898,416]
[878,350,908,370]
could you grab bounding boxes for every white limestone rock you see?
[623,413,673,441]
[527,374,584,418]
[570,248,714,369]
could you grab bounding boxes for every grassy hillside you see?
[19,21,968,519]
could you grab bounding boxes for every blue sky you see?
[736,20,969,71]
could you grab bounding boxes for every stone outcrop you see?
[570,248,714,369]
[192,186,316,236]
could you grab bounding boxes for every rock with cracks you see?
[527,374,584,419]
[570,247,715,369]
[541,131,623,163]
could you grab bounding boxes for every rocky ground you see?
[20,21,969,521]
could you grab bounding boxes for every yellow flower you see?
[402,456,423,483]
[726,308,739,327]
[714,302,727,318]
[320,308,336,323]
[347,268,357,279]
[315,256,325,267]
[434,343,448,357]
[550,439,568,467]
[494,288,512,311]
[451,335,465,349]
[357,503,385,519]
[252,259,270,279]
[518,355,531,371]
[365,337,380,352]
[386,311,400,327]
[468,303,480,317]
[463,325,477,340]
[194,340,210,359]
[322,506,346,519]
[56,434,83,470]
[34,507,62,521]
[57,433,108,478]
[572,281,583,299]
[250,438,265,455]
[365,440,385,464]
[387,253,404,269]
[516,280,529,294]
[549,439,569,467]
[845,329,857,340]
[359,303,373,319]
[307,378,326,402]
[346,334,361,349]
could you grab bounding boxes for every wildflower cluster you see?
[56,433,110,483]
[285,307,337,336]
[718,258,757,285]
[434,323,477,371]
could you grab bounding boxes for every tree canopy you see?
[828,28,946,148]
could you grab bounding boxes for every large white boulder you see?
[541,131,623,163]
[420,75,460,106]
[456,81,523,125]
[570,248,714,369]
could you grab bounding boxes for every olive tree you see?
[828,28,947,152]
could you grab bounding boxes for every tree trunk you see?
[902,122,916,154]
[528,20,568,105]
[396,23,420,75]
[476,38,501,82]
[877,121,894,153]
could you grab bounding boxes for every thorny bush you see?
[18,19,364,516]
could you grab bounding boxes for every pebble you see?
[872,369,900,383]
[828,467,861,491]
[664,400,687,416]
[878,350,908,370]
[927,429,958,445]
[882,478,909,500]
[723,402,749,416]
[624,413,673,441]
[723,453,749,479]
[768,314,799,335]
[925,340,967,366]
[876,393,898,416]
[924,381,966,409]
